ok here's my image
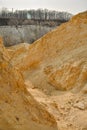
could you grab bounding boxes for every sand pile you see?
[0,11,87,130]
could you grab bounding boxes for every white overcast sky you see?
[0,0,87,14]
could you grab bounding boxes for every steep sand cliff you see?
[0,38,58,130]
[0,11,87,130]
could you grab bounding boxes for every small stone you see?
[73,102,85,110]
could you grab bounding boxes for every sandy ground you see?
[0,11,87,130]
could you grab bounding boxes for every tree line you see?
[0,8,73,21]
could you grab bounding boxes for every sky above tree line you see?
[0,0,87,14]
